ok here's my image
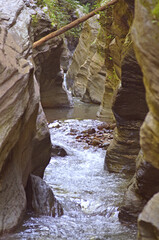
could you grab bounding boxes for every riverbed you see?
[1,99,137,240]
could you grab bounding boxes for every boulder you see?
[138,193,159,240]
[26,175,63,217]
[51,145,67,157]
[0,0,51,234]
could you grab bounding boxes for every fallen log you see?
[33,0,117,48]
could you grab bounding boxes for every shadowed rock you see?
[119,0,159,225]
[105,0,148,174]
[51,145,67,157]
[26,175,63,217]
[30,3,70,108]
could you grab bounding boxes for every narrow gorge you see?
[0,0,159,239]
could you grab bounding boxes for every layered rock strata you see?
[119,0,159,227]
[81,18,107,104]
[105,0,148,174]
[66,5,120,121]
[97,3,120,122]
[66,16,100,94]
[0,0,51,234]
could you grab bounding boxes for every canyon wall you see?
[66,4,120,122]
[0,0,64,234]
[104,0,148,174]
[30,2,70,108]
[118,1,159,237]
[66,16,100,96]
[103,0,159,237]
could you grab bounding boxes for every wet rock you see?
[49,122,61,128]
[138,193,159,240]
[109,123,116,129]
[92,138,101,146]
[70,128,78,135]
[51,145,67,157]
[102,142,110,150]
[26,175,63,217]
[74,123,113,149]
[82,128,96,134]
[97,123,110,130]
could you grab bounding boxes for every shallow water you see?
[44,97,101,122]
[1,119,137,240]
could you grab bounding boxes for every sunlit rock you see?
[66,15,99,95]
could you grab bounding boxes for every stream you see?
[1,99,137,240]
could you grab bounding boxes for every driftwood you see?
[33,0,117,48]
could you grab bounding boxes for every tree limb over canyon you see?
[33,0,118,48]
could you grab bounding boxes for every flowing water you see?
[1,100,137,240]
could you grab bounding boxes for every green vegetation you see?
[36,0,91,38]
[31,13,40,27]
[152,2,159,19]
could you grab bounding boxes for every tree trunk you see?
[33,0,118,48]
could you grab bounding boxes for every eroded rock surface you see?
[119,0,159,224]
[96,4,120,122]
[0,0,51,234]
[29,2,70,108]
[66,16,99,94]
[105,0,148,174]
[67,4,120,121]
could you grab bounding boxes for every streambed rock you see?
[0,0,51,234]
[26,175,63,217]
[51,145,67,157]
[138,193,159,240]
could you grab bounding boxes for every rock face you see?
[138,193,159,240]
[81,17,107,104]
[96,4,120,122]
[30,3,70,108]
[119,0,159,225]
[104,0,148,174]
[66,5,120,121]
[66,16,99,94]
[0,0,51,234]
[26,175,63,217]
